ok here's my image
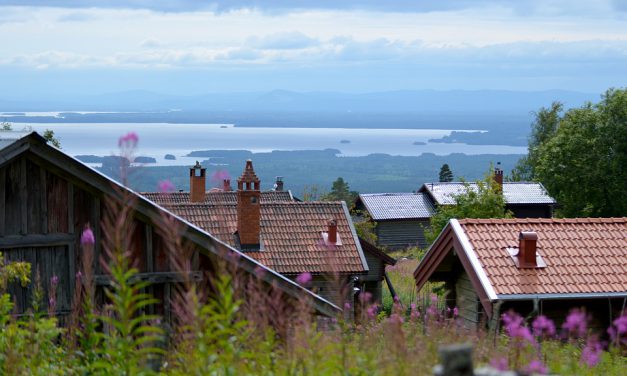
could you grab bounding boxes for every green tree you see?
[425,170,512,244]
[534,88,627,217]
[42,129,61,149]
[512,102,563,181]
[321,177,358,204]
[438,163,454,182]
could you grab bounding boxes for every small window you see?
[251,196,258,204]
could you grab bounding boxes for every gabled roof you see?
[419,182,556,205]
[414,217,627,317]
[143,190,294,205]
[150,201,369,275]
[0,132,340,316]
[357,193,435,220]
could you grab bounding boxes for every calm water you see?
[24,123,527,166]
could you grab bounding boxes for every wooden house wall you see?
[454,270,481,327]
[0,153,198,319]
[375,219,430,250]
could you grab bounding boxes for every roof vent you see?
[506,231,546,269]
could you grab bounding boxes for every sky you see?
[1,0,626,97]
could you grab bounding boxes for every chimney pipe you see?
[327,219,337,244]
[274,176,284,191]
[223,179,232,191]
[494,162,503,193]
[518,231,538,268]
[190,161,206,203]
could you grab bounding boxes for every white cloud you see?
[246,31,318,50]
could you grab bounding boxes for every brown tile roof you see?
[157,201,367,275]
[458,218,627,296]
[142,191,293,205]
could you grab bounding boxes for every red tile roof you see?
[458,218,627,296]
[142,191,293,205]
[154,201,368,275]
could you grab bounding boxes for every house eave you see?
[496,292,627,301]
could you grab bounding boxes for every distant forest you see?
[112,149,522,197]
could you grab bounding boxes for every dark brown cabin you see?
[0,132,339,320]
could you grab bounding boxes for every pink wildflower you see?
[80,227,95,246]
[453,306,459,318]
[295,272,312,285]
[525,359,548,374]
[389,313,404,325]
[410,303,421,321]
[562,309,587,338]
[360,292,373,304]
[489,357,508,371]
[210,169,231,183]
[532,315,556,339]
[366,305,378,320]
[118,132,139,148]
[344,302,351,310]
[50,275,59,287]
[581,338,603,367]
[501,311,534,344]
[75,271,82,280]
[254,266,266,278]
[608,314,627,346]
[158,179,175,193]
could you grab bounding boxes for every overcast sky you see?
[1,0,626,97]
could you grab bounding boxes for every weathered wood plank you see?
[67,183,74,234]
[20,158,27,235]
[40,167,48,234]
[94,271,202,286]
[0,233,75,248]
[92,196,101,273]
[67,243,75,305]
[145,224,153,273]
[0,168,5,236]
[27,160,43,234]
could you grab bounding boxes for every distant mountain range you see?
[0,89,599,113]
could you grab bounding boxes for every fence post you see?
[433,343,474,376]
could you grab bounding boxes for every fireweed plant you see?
[0,133,624,374]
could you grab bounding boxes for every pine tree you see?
[438,164,453,182]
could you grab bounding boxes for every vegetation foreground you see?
[0,227,625,375]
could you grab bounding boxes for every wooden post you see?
[434,343,474,376]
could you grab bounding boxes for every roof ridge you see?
[458,217,627,225]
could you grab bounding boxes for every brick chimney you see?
[223,179,232,191]
[518,231,538,268]
[494,162,503,193]
[274,176,284,191]
[190,161,206,203]
[237,160,261,248]
[327,219,337,244]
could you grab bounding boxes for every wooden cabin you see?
[419,167,556,219]
[354,193,434,250]
[0,132,339,321]
[414,218,627,331]
[357,237,396,304]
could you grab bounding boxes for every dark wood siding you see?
[0,153,196,320]
[507,204,553,218]
[375,219,430,249]
[455,270,480,327]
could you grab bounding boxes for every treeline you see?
[512,88,627,217]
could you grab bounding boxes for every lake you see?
[22,123,527,166]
